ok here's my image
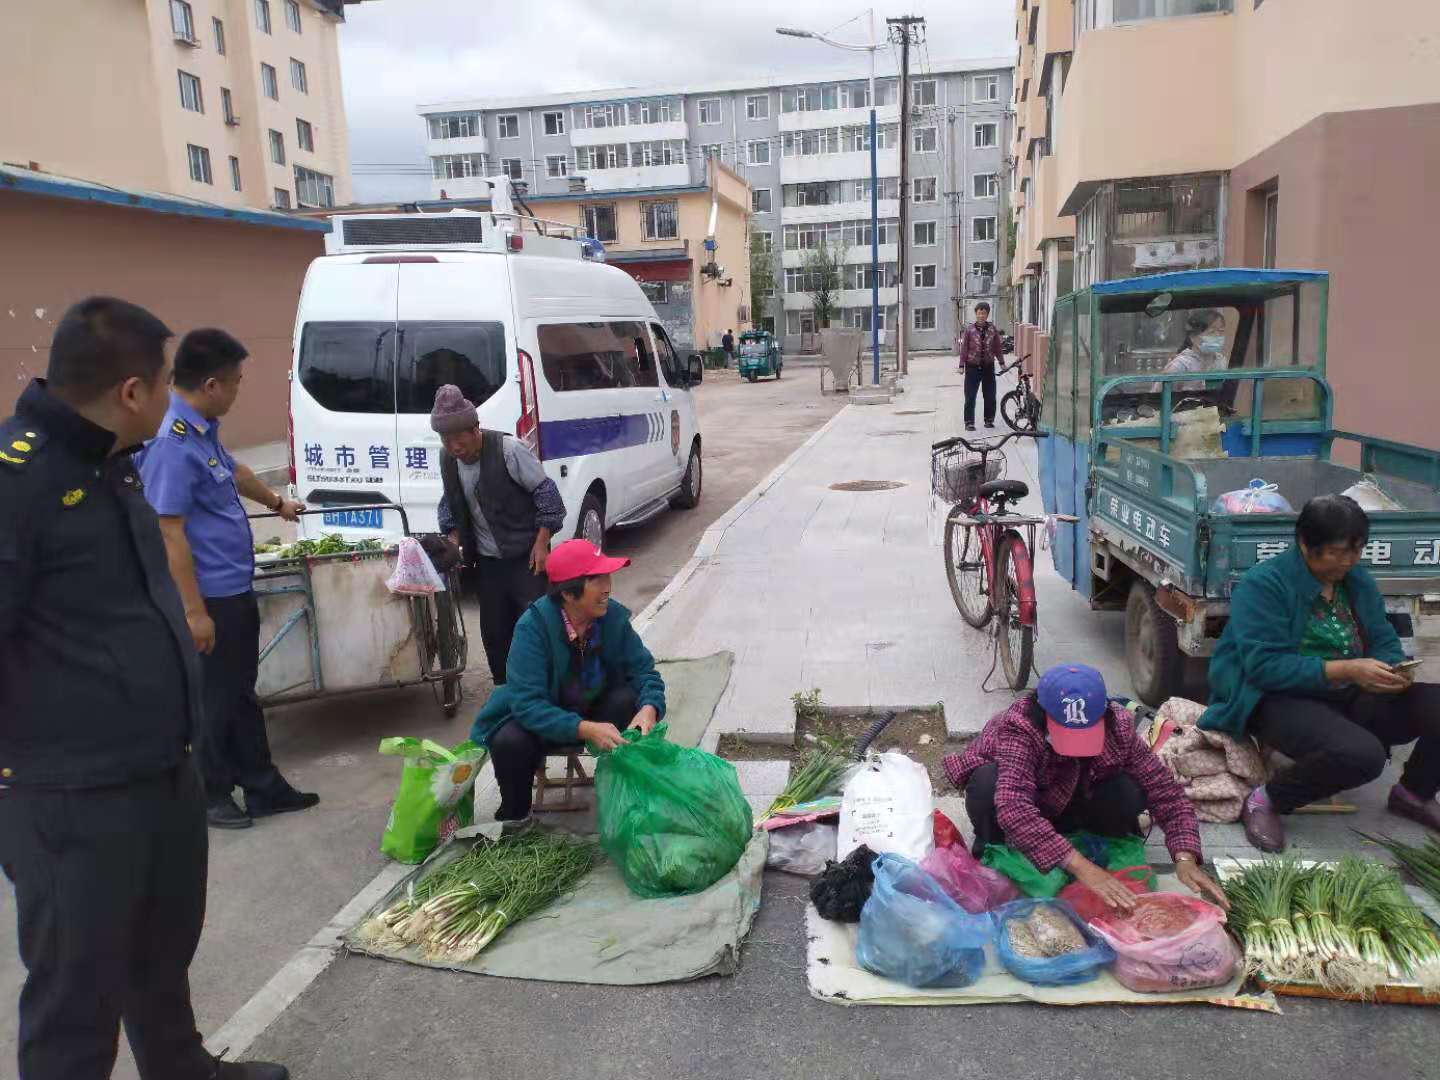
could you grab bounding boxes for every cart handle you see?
[247,501,413,537]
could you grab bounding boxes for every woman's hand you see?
[1068,856,1137,913]
[1175,856,1230,910]
[577,720,626,751]
[1329,658,1409,694]
[630,705,659,736]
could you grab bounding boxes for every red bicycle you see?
[932,430,1064,689]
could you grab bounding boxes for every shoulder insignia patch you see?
[0,420,44,468]
[61,488,86,507]
[170,419,188,438]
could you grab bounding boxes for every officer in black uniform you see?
[0,297,287,1080]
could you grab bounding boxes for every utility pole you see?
[888,14,924,377]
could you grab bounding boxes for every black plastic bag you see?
[809,844,879,922]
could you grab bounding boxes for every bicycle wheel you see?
[995,533,1035,689]
[999,389,1026,432]
[943,515,992,628]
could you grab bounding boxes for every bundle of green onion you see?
[358,830,598,963]
[1356,831,1440,906]
[763,745,850,821]
[1223,855,1440,996]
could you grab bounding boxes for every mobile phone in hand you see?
[1391,658,1424,673]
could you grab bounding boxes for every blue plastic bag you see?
[856,854,993,988]
[1210,479,1293,516]
[995,898,1114,986]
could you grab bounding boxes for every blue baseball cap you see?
[1036,664,1108,757]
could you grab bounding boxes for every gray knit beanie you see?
[430,384,478,434]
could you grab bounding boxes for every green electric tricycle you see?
[737,329,783,382]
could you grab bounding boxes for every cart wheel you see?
[1126,580,1184,706]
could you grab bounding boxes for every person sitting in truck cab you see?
[1150,309,1226,393]
[1200,495,1440,852]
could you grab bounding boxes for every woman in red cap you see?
[470,539,667,821]
[943,663,1226,911]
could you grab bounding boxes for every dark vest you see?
[440,430,537,562]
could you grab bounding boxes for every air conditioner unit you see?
[174,31,200,47]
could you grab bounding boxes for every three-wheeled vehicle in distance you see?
[737,328,783,382]
[1038,268,1440,705]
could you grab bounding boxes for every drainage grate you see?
[830,480,906,492]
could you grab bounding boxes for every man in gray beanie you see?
[432,385,566,685]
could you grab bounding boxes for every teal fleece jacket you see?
[1199,545,1403,737]
[470,596,666,747]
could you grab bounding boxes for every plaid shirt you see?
[942,697,1203,872]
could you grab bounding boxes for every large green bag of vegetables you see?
[983,832,1156,898]
[378,738,487,864]
[596,724,753,898]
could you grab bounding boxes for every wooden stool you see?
[533,744,594,812]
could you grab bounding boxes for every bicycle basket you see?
[931,447,1004,504]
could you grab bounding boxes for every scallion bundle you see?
[763,745,850,821]
[1356,830,1440,906]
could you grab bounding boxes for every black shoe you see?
[216,1059,289,1080]
[965,422,976,432]
[207,797,253,830]
[984,421,996,429]
[246,787,320,819]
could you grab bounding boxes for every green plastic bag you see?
[378,738,487,864]
[595,723,753,898]
[982,832,1156,898]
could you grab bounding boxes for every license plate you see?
[321,508,384,529]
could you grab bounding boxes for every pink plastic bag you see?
[384,536,447,597]
[919,842,1021,914]
[1088,892,1239,993]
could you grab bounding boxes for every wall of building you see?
[0,192,323,448]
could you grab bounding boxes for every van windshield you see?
[299,321,507,414]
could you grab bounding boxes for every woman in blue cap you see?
[943,663,1226,912]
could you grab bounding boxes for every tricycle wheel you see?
[747,372,757,383]
[774,364,782,380]
[1125,580,1184,706]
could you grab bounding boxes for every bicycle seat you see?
[979,479,1029,503]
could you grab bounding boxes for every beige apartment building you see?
[1009,0,1440,448]
[1,0,361,210]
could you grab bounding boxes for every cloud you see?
[339,0,1014,203]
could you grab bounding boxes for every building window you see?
[641,200,679,241]
[255,0,271,34]
[285,0,302,32]
[746,140,771,166]
[913,264,937,288]
[274,187,292,209]
[428,113,480,140]
[639,281,670,305]
[972,216,997,241]
[178,70,203,113]
[974,122,998,148]
[752,188,772,213]
[431,153,485,179]
[912,177,937,203]
[913,306,937,331]
[294,165,334,208]
[501,158,523,180]
[186,144,212,184]
[582,205,617,242]
[972,172,998,198]
[212,16,226,54]
[698,98,722,125]
[261,63,278,100]
[912,126,938,153]
[781,123,899,158]
[755,230,773,253]
[746,93,769,120]
[221,87,236,124]
[973,75,999,102]
[497,114,519,139]
[971,260,996,277]
[546,154,570,178]
[296,118,314,152]
[574,102,626,129]
[627,98,681,125]
[542,111,565,135]
[228,156,241,191]
[911,79,937,107]
[1114,0,1233,24]
[290,58,308,94]
[269,128,286,165]
[170,0,195,40]
[913,221,937,246]
[1263,188,1279,268]
[700,143,723,160]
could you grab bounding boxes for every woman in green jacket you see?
[1201,495,1440,852]
[471,539,666,822]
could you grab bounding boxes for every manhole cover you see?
[894,410,934,416]
[868,428,917,437]
[830,480,906,492]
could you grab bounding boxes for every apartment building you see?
[1,0,364,211]
[418,58,1012,353]
[1009,0,1440,448]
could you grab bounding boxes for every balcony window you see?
[627,99,681,125]
[543,111,565,135]
[746,94,769,120]
[781,123,898,157]
[431,153,485,179]
[170,0,195,40]
[496,114,520,139]
[186,144,212,184]
[577,102,626,129]
[641,200,679,241]
[294,165,334,208]
[1113,0,1231,22]
[583,205,617,243]
[429,113,480,140]
[783,218,899,250]
[178,70,203,113]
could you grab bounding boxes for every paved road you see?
[0,362,841,1080]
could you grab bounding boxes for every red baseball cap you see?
[546,539,630,584]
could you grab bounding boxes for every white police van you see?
[287,190,704,547]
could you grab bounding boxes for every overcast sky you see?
[339,0,1015,203]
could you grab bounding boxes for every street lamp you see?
[776,12,882,387]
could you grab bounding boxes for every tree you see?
[802,241,847,330]
[749,223,776,327]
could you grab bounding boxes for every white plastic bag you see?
[1340,477,1404,512]
[837,751,934,862]
[384,536,447,596]
[764,821,837,876]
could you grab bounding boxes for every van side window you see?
[650,323,681,385]
[398,321,507,413]
[537,321,659,391]
[298,322,396,413]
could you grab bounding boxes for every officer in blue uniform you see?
[0,298,288,1078]
[139,328,318,829]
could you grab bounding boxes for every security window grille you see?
[641,201,679,241]
[583,205,617,243]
